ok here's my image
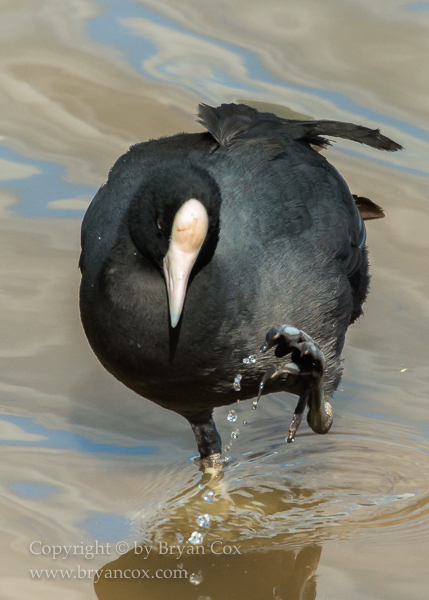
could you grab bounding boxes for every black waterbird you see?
[79,103,401,468]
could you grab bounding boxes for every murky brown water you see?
[1,1,428,598]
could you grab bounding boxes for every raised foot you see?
[258,325,333,442]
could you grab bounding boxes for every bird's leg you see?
[258,325,333,442]
[187,410,222,471]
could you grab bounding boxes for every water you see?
[227,409,238,423]
[202,490,215,503]
[1,1,429,599]
[189,570,204,586]
[233,375,242,392]
[252,391,263,410]
[196,514,211,528]
[242,355,258,364]
[188,531,205,545]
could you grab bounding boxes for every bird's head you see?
[128,161,221,328]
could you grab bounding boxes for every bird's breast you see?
[81,252,258,403]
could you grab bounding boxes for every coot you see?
[79,103,401,467]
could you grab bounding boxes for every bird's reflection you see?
[94,470,324,600]
[95,541,322,600]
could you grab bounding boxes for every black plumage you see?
[79,103,401,466]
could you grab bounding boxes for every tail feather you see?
[197,103,250,146]
[305,120,403,152]
[352,195,385,220]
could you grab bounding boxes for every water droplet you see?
[222,444,230,452]
[177,563,184,569]
[273,586,282,600]
[231,429,240,439]
[188,531,204,545]
[242,419,248,425]
[227,410,237,423]
[233,374,242,391]
[196,513,211,528]
[176,533,184,544]
[189,570,203,586]
[202,490,215,503]
[243,355,257,365]
[252,378,265,410]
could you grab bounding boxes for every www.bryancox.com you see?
[30,566,190,583]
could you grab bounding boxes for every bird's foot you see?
[200,452,223,473]
[257,325,333,442]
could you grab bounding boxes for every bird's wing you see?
[197,103,402,152]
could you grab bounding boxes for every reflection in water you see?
[95,407,429,598]
[95,468,324,600]
[96,540,321,600]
